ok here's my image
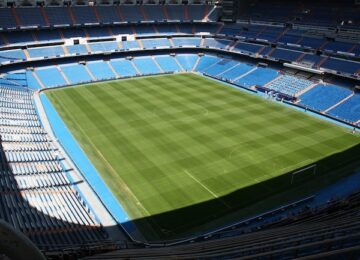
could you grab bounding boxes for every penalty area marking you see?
[184,170,231,209]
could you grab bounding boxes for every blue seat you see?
[204,38,231,49]
[133,57,161,75]
[96,6,122,24]
[219,63,254,81]
[60,63,93,84]
[6,31,34,45]
[154,56,181,72]
[88,41,119,52]
[299,54,323,67]
[110,58,137,77]
[86,27,112,38]
[172,37,201,47]
[0,8,18,29]
[121,40,140,50]
[156,24,178,35]
[235,67,279,88]
[321,58,360,75]
[166,5,185,20]
[266,75,312,96]
[66,44,88,55]
[36,66,67,88]
[143,5,166,21]
[26,71,43,90]
[323,41,354,53]
[203,59,238,76]
[269,48,302,62]
[72,6,98,24]
[299,37,325,49]
[45,7,72,25]
[328,94,360,123]
[62,28,86,38]
[37,30,62,43]
[299,84,353,111]
[141,38,170,49]
[176,54,198,71]
[233,42,262,54]
[0,49,26,63]
[16,8,46,27]
[120,5,142,22]
[188,5,206,21]
[87,61,116,80]
[195,55,221,72]
[28,46,64,58]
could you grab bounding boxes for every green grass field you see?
[46,73,360,240]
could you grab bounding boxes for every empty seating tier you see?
[0,82,109,250]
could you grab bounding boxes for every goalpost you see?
[290,164,317,184]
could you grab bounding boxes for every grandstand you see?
[0,0,360,259]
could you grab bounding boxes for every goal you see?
[290,164,317,184]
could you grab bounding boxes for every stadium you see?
[0,0,360,258]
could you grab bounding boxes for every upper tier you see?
[0,5,219,30]
[238,0,360,29]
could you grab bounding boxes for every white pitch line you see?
[56,96,151,218]
[184,170,231,208]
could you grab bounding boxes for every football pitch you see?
[46,73,360,240]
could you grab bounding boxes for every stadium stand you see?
[85,191,360,259]
[0,8,18,29]
[36,30,62,43]
[175,54,198,71]
[143,5,166,22]
[15,8,46,27]
[0,1,360,258]
[25,71,43,90]
[203,38,231,49]
[203,59,238,76]
[35,67,67,88]
[96,6,122,24]
[268,48,302,62]
[5,31,34,45]
[66,44,88,55]
[44,7,72,25]
[172,37,202,47]
[235,67,279,88]
[141,38,171,49]
[328,94,360,123]
[195,55,221,71]
[218,63,255,81]
[60,63,93,84]
[299,84,353,112]
[166,5,185,21]
[232,41,262,55]
[0,82,110,251]
[0,49,26,64]
[132,57,161,75]
[87,61,116,81]
[321,58,360,75]
[72,6,98,25]
[154,56,182,73]
[88,41,119,53]
[109,58,138,77]
[121,40,140,50]
[28,46,64,58]
[121,5,143,23]
[265,75,313,97]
